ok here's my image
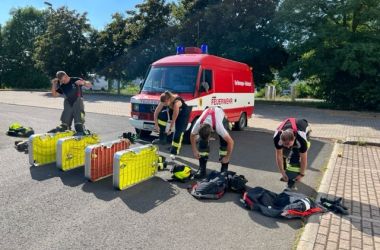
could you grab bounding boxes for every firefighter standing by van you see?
[153,91,191,156]
[51,71,92,135]
[190,106,234,179]
[273,118,311,188]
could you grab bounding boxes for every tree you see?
[276,0,380,110]
[95,0,174,94]
[122,0,174,80]
[175,0,287,86]
[1,7,48,88]
[95,13,129,93]
[0,25,4,87]
[34,6,94,78]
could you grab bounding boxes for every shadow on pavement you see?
[82,176,178,214]
[30,164,179,214]
[29,164,85,187]
[310,192,380,237]
[161,130,328,174]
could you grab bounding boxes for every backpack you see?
[225,171,248,193]
[241,187,323,219]
[277,118,298,134]
[7,123,34,138]
[277,118,311,140]
[190,171,228,199]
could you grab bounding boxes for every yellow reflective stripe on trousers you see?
[171,133,184,155]
[158,119,167,126]
[199,152,209,156]
[219,150,227,156]
[286,164,300,173]
[307,141,311,149]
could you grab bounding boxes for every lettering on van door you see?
[234,80,252,87]
[211,96,233,105]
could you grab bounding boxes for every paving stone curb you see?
[297,143,341,250]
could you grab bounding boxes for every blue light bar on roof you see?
[201,44,208,54]
[176,45,185,54]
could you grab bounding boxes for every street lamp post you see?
[43,1,52,8]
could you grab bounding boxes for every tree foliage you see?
[95,13,129,89]
[176,0,288,86]
[122,0,174,80]
[1,7,48,88]
[276,0,380,110]
[33,7,95,78]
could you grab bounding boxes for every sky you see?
[0,0,175,30]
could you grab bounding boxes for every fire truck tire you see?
[234,112,246,131]
[135,128,152,138]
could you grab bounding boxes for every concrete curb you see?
[296,143,341,250]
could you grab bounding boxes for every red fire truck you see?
[129,46,255,141]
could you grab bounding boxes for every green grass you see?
[292,225,305,250]
[356,140,367,146]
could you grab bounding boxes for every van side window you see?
[200,69,213,92]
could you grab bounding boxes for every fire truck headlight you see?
[132,103,139,112]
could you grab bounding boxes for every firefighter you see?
[153,91,191,156]
[190,107,234,179]
[273,118,311,188]
[51,71,92,135]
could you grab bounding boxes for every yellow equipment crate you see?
[28,131,75,166]
[113,144,159,190]
[56,134,100,171]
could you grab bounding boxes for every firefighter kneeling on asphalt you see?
[190,107,234,179]
[273,118,311,189]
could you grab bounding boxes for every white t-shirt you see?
[191,107,228,138]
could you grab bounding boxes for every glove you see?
[122,132,138,143]
[320,197,349,215]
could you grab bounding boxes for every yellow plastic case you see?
[56,134,100,171]
[28,131,75,166]
[113,144,159,190]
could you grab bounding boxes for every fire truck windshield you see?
[142,66,199,93]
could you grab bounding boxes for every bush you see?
[255,88,266,98]
[295,82,313,98]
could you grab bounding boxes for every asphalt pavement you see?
[0,103,332,250]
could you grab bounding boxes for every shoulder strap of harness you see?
[200,107,216,129]
[277,118,298,133]
[173,96,185,105]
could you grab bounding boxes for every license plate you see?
[143,123,155,130]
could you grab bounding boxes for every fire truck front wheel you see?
[234,112,247,131]
[135,128,152,138]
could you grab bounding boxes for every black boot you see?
[152,128,168,145]
[48,124,69,133]
[74,124,85,136]
[220,162,229,172]
[286,171,298,189]
[194,157,207,179]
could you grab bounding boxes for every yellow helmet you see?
[172,165,192,180]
